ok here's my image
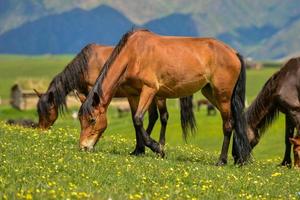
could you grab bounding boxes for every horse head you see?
[34,89,58,129]
[78,92,107,151]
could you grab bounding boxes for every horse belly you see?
[113,89,127,97]
[157,77,207,98]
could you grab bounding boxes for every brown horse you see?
[34,44,195,155]
[290,136,300,168]
[78,29,251,165]
[246,57,300,167]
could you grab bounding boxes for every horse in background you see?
[246,57,300,167]
[6,119,38,128]
[34,44,195,155]
[78,29,251,165]
[197,99,217,116]
[290,136,300,168]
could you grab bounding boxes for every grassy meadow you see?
[0,55,299,199]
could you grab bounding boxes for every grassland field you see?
[0,55,299,199]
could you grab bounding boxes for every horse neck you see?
[246,94,277,136]
[99,54,128,108]
[47,76,72,108]
[248,105,271,128]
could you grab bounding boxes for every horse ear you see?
[92,92,100,107]
[33,89,42,98]
[75,91,86,103]
[48,91,54,104]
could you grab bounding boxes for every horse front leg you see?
[127,96,145,156]
[280,95,300,166]
[280,115,294,167]
[216,102,233,166]
[134,86,165,157]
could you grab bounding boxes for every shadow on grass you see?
[91,142,219,166]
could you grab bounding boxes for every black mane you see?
[80,28,149,116]
[246,68,281,138]
[40,44,94,115]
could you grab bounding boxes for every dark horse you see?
[246,57,300,167]
[34,44,195,155]
[78,29,251,165]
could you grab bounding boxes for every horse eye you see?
[88,118,96,125]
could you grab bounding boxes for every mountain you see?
[0,0,175,35]
[0,0,50,35]
[0,5,134,54]
[252,18,300,59]
[1,0,300,59]
[144,14,198,36]
[2,0,300,36]
[0,5,204,54]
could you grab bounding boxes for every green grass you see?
[0,55,299,199]
[1,123,299,199]
[0,54,73,99]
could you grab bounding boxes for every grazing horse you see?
[6,119,38,128]
[246,57,300,166]
[34,44,195,155]
[78,29,251,165]
[289,136,300,168]
[197,99,217,116]
[116,104,131,118]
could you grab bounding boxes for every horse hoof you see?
[158,144,165,158]
[158,150,165,158]
[279,161,291,168]
[235,161,247,166]
[154,144,165,158]
[156,150,165,158]
[234,158,245,166]
[129,148,145,156]
[215,160,227,166]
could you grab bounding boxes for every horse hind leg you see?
[280,115,294,167]
[201,84,233,165]
[201,84,217,108]
[216,101,233,166]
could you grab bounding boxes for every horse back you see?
[276,57,300,100]
[128,31,240,73]
[85,44,114,86]
[124,30,242,97]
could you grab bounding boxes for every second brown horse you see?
[78,29,251,165]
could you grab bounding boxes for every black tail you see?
[180,95,197,140]
[232,53,252,163]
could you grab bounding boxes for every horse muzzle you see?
[79,139,96,152]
